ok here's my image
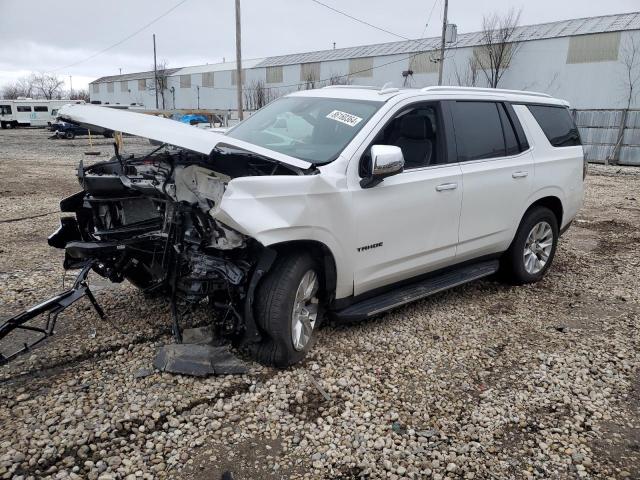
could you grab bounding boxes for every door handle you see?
[512,171,529,178]
[435,183,458,191]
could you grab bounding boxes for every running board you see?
[335,260,499,321]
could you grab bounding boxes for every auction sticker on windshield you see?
[326,110,363,127]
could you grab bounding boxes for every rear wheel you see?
[65,131,75,139]
[501,206,558,284]
[253,251,323,367]
[1,122,6,129]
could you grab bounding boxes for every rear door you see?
[450,100,533,260]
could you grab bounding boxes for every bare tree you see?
[453,57,480,87]
[243,80,277,111]
[71,88,90,102]
[473,9,522,88]
[609,37,640,164]
[327,72,351,86]
[301,72,317,91]
[31,73,65,99]
[1,75,35,99]
[149,61,171,109]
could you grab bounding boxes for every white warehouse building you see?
[90,11,640,163]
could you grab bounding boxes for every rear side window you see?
[527,105,581,147]
[17,106,32,112]
[33,106,48,112]
[451,101,505,161]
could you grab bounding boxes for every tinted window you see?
[33,106,48,112]
[17,106,32,112]
[527,105,581,147]
[452,101,505,161]
[498,104,520,156]
[367,103,442,170]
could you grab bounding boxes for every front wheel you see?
[500,206,558,285]
[253,251,323,368]
[64,131,75,139]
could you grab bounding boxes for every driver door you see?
[350,101,463,295]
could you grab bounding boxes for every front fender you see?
[212,174,354,299]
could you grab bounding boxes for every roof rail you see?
[322,85,380,90]
[420,86,552,98]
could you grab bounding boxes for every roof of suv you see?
[289,85,569,107]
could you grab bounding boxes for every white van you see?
[0,99,84,128]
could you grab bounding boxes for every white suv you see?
[51,86,585,367]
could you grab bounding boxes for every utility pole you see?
[153,33,159,109]
[437,0,449,86]
[69,75,73,99]
[235,0,243,120]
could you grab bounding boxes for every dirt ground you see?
[0,128,639,480]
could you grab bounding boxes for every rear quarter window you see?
[527,105,581,147]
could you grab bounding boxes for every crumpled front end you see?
[48,144,301,342]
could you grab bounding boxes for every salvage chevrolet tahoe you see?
[2,86,585,368]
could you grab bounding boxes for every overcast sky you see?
[0,0,638,91]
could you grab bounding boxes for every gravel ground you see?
[0,128,639,480]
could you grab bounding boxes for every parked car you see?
[50,87,584,367]
[52,120,113,139]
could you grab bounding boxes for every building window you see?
[138,79,147,91]
[300,62,321,82]
[120,81,128,92]
[266,66,283,84]
[231,69,245,86]
[348,57,373,78]
[410,52,439,74]
[566,32,620,64]
[107,82,114,93]
[92,83,99,94]
[180,74,192,88]
[33,106,48,112]
[202,71,215,87]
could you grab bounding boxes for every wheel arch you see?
[526,195,563,228]
[268,240,338,302]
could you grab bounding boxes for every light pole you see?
[235,0,243,120]
[437,0,449,86]
[170,86,175,109]
[197,85,200,109]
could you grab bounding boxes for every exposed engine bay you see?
[46,143,304,348]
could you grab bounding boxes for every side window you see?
[0,105,12,115]
[451,101,505,161]
[33,106,48,112]
[527,105,581,147]
[17,106,32,112]
[362,102,442,174]
[498,104,520,156]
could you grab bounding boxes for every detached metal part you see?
[0,262,105,365]
[153,325,248,376]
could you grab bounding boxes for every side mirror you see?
[360,145,404,188]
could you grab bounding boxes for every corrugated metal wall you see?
[575,109,640,165]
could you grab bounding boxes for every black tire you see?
[103,131,113,138]
[253,251,323,368]
[500,206,559,285]
[65,131,75,139]
[1,122,6,129]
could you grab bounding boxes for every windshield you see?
[226,96,382,164]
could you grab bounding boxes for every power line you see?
[308,0,411,41]
[52,0,189,73]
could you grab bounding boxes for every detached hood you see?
[58,104,312,170]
